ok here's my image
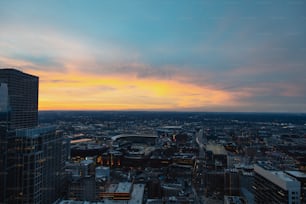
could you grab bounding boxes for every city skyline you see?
[0,0,305,112]
[1,68,306,203]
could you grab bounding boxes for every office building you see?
[0,82,9,202]
[0,68,38,130]
[254,162,301,204]
[0,68,39,203]
[8,126,64,204]
[1,68,39,203]
[286,171,306,203]
[0,68,65,204]
[224,169,240,196]
[67,160,96,201]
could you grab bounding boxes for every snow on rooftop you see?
[116,182,132,193]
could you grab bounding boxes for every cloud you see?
[1,0,306,112]
[25,67,234,111]
[0,24,141,71]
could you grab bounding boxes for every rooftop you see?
[160,126,182,129]
[270,171,295,182]
[111,134,157,141]
[224,196,247,204]
[70,138,94,144]
[206,143,227,155]
[286,171,306,178]
[254,163,300,190]
[116,182,133,193]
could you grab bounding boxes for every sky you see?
[0,0,305,112]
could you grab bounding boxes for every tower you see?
[0,68,38,130]
[1,68,39,203]
[12,126,64,204]
[0,68,65,204]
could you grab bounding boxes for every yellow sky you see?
[26,69,234,111]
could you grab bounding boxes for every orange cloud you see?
[24,68,234,111]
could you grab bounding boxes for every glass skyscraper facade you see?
[0,68,38,130]
[11,126,64,204]
[0,68,65,204]
[0,82,9,202]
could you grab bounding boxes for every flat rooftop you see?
[102,183,145,204]
[59,183,145,204]
[70,138,93,144]
[206,143,227,155]
[129,184,145,204]
[111,134,157,141]
[160,126,182,129]
[270,171,294,182]
[116,182,132,193]
[254,163,300,190]
[286,170,306,178]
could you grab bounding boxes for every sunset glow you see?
[26,69,233,111]
[1,0,305,112]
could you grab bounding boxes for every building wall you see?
[254,164,300,204]
[224,170,240,196]
[6,126,64,204]
[0,115,8,202]
[254,172,289,204]
[41,129,65,203]
[0,69,38,130]
[68,176,96,201]
[0,69,66,204]
[0,69,38,203]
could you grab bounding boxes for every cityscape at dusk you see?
[1,1,306,204]
[1,68,306,203]
[1,0,306,112]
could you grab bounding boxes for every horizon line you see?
[38,110,306,114]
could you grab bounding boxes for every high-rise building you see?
[0,82,9,202]
[1,69,39,202]
[0,68,38,130]
[9,126,64,204]
[0,68,65,204]
[254,162,301,204]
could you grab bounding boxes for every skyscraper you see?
[0,82,9,204]
[0,68,65,204]
[0,68,38,130]
[11,126,64,204]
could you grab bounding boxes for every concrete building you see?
[254,162,301,204]
[224,169,240,196]
[67,160,96,201]
[98,182,145,202]
[285,171,306,203]
[59,183,145,204]
[68,176,96,201]
[95,166,110,180]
